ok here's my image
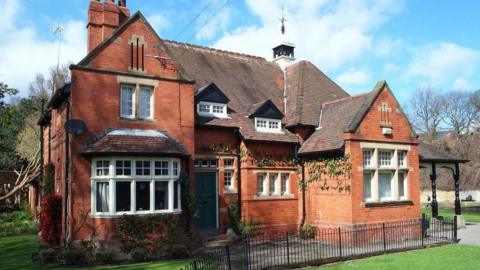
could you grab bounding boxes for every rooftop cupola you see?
[272,11,295,70]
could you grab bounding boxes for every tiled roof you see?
[196,113,298,143]
[299,92,373,154]
[163,40,285,115]
[82,129,189,157]
[419,142,468,163]
[285,61,349,126]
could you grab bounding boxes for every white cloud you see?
[406,42,480,87]
[336,68,371,90]
[453,77,470,90]
[195,0,233,41]
[212,0,404,71]
[148,14,170,33]
[0,0,86,96]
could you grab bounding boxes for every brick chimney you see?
[87,0,130,53]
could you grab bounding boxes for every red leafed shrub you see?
[40,194,62,246]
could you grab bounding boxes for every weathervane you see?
[279,7,287,35]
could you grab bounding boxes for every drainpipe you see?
[63,100,71,247]
[234,128,242,219]
[39,99,45,213]
[300,160,306,228]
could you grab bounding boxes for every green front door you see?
[195,172,217,230]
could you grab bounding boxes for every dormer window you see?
[195,82,230,119]
[197,101,228,118]
[255,117,282,133]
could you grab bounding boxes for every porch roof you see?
[419,142,468,163]
[82,129,189,157]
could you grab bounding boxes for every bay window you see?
[362,146,410,203]
[91,157,181,216]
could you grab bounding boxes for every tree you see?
[0,112,41,201]
[0,81,18,109]
[471,90,480,128]
[441,91,479,138]
[408,87,444,142]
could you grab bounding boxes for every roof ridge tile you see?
[162,39,266,61]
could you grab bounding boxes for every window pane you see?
[363,173,372,200]
[116,181,131,212]
[378,151,392,167]
[256,120,267,128]
[212,105,224,113]
[224,171,232,188]
[155,181,169,210]
[136,160,151,176]
[174,181,179,209]
[257,174,265,195]
[281,174,289,195]
[199,104,210,113]
[173,161,179,176]
[154,161,169,176]
[96,160,110,176]
[379,172,392,199]
[269,174,277,195]
[136,181,150,211]
[268,121,279,129]
[209,159,218,168]
[399,172,406,198]
[398,151,407,167]
[115,160,131,176]
[139,87,152,119]
[96,182,109,213]
[223,159,233,168]
[121,85,134,117]
[363,150,372,167]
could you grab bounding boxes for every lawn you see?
[307,244,480,270]
[422,205,480,223]
[0,234,189,270]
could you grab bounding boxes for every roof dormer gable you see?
[248,99,284,120]
[195,82,230,104]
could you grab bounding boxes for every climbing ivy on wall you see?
[302,155,352,192]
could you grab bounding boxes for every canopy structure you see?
[419,142,469,218]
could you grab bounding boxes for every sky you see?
[0,0,479,106]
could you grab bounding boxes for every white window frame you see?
[138,86,153,120]
[196,101,228,118]
[120,84,135,119]
[224,170,234,190]
[360,143,410,203]
[255,171,291,198]
[91,157,181,217]
[254,117,282,133]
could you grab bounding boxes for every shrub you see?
[95,248,114,264]
[115,215,152,253]
[38,248,57,265]
[300,223,315,239]
[166,244,189,259]
[227,202,242,235]
[130,248,149,262]
[63,249,88,266]
[40,194,62,246]
[0,210,38,237]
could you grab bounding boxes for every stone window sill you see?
[90,210,182,219]
[119,117,156,124]
[253,194,295,201]
[363,200,413,208]
[224,189,238,194]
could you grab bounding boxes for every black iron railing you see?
[183,216,456,270]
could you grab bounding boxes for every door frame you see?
[195,170,219,230]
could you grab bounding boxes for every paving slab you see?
[458,223,480,246]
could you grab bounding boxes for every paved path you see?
[458,223,480,246]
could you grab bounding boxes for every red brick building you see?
[39,0,421,243]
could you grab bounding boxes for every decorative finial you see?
[280,8,286,35]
